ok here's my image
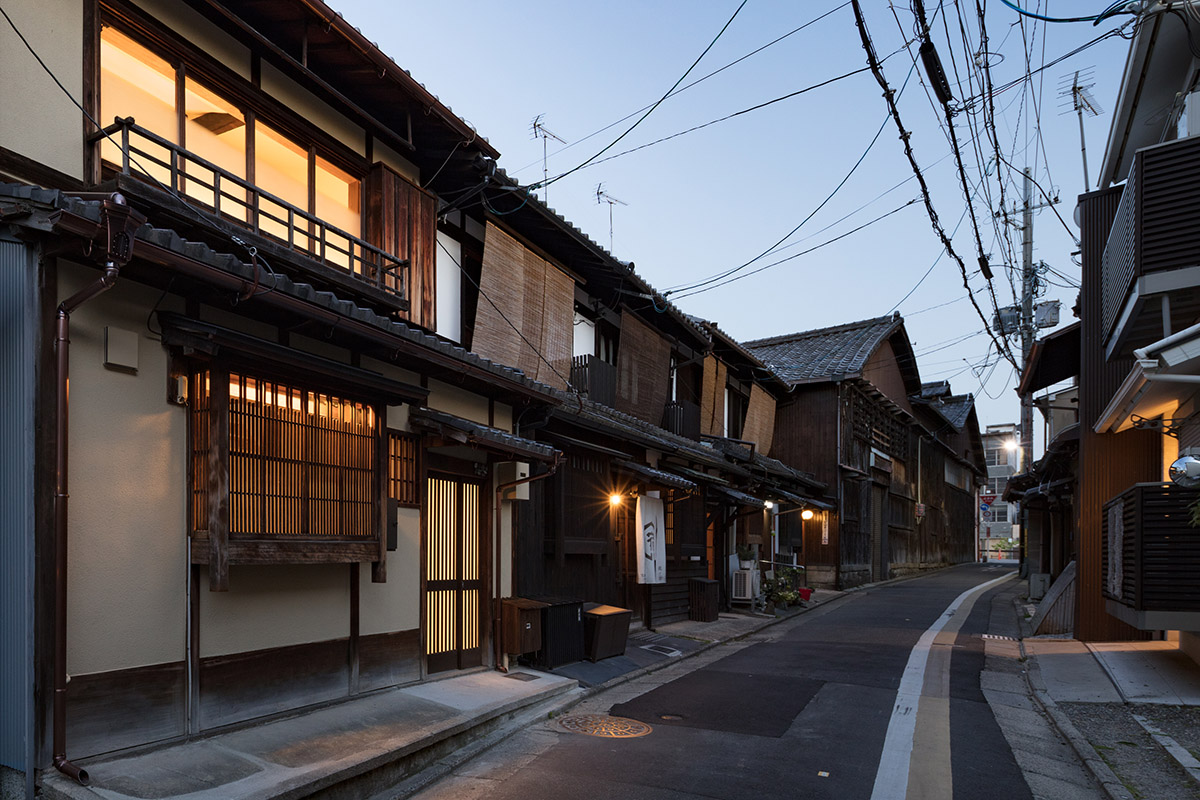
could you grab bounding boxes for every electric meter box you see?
[496,461,531,500]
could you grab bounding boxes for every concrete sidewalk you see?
[1020,622,1200,799]
[39,592,841,800]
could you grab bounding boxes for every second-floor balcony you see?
[91,118,409,312]
[571,355,617,407]
[1102,482,1200,630]
[1101,134,1200,358]
[661,399,701,440]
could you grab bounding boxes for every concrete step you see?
[40,668,577,800]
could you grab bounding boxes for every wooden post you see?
[208,366,230,591]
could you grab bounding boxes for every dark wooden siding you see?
[364,162,436,329]
[1079,185,1159,642]
[650,561,707,626]
[771,386,839,488]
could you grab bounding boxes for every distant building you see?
[981,423,1021,559]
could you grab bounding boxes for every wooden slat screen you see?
[742,383,777,455]
[190,369,212,534]
[226,374,377,538]
[365,162,437,328]
[700,355,728,437]
[388,431,420,507]
[615,311,670,423]
[474,223,571,389]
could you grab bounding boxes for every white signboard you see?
[635,495,666,584]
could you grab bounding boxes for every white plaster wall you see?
[360,507,420,635]
[498,496,513,597]
[428,379,489,425]
[493,403,512,434]
[129,0,251,80]
[362,355,421,391]
[62,263,187,674]
[290,332,351,364]
[0,1,83,180]
[1181,631,1200,665]
[373,138,419,184]
[198,564,349,657]
[261,62,365,156]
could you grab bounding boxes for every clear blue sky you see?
[337,0,1131,452]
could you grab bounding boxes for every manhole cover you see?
[640,644,683,657]
[558,714,652,738]
[503,672,540,681]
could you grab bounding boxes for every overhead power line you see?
[848,0,1017,369]
[531,0,749,191]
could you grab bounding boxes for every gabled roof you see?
[743,313,907,385]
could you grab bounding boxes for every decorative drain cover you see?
[558,714,652,738]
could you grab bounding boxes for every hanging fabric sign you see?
[635,495,666,584]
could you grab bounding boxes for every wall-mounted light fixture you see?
[764,500,774,510]
[609,493,624,507]
[801,509,815,521]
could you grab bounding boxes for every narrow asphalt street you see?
[403,564,1095,800]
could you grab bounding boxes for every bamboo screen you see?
[473,223,572,389]
[615,311,670,422]
[221,373,378,538]
[388,431,420,507]
[742,384,777,454]
[699,355,728,437]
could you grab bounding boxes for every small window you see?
[389,431,420,507]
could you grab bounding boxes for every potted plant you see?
[736,544,756,570]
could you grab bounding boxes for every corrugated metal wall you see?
[0,237,36,792]
[1078,187,1159,642]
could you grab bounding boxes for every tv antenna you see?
[530,115,566,203]
[1059,69,1102,192]
[595,183,628,252]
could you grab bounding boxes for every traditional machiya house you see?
[1009,321,1080,633]
[746,314,984,589]
[1069,6,1200,645]
[0,0,574,790]
[449,177,829,629]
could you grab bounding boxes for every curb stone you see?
[1018,633,1135,799]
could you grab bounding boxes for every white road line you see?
[869,572,1017,800]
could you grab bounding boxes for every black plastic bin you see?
[688,577,719,622]
[527,596,584,668]
[582,603,632,662]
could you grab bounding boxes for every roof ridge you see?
[743,313,898,349]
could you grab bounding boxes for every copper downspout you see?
[52,194,143,785]
[492,456,560,672]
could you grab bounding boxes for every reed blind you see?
[699,355,728,437]
[615,311,670,423]
[474,222,571,389]
[741,384,777,455]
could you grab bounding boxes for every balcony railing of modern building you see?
[1101,134,1200,359]
[1101,481,1200,630]
[89,118,409,312]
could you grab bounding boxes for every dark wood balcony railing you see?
[1101,134,1200,352]
[570,354,616,407]
[90,118,408,305]
[661,399,700,440]
[1102,482,1200,618]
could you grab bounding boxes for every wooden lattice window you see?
[389,431,420,507]
[188,365,384,590]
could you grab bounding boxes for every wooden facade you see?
[1077,186,1160,642]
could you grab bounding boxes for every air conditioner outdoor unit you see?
[732,568,759,601]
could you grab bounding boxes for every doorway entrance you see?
[424,474,484,673]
